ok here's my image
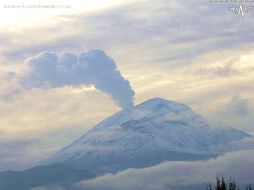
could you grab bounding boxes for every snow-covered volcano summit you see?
[47,98,250,173]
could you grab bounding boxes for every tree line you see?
[207,176,253,190]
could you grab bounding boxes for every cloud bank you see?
[32,148,254,190]
[75,149,254,190]
[20,49,135,109]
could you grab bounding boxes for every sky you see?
[0,0,254,171]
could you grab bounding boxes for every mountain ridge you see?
[46,97,250,173]
[0,164,94,190]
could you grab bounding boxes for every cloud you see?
[0,86,121,171]
[193,56,254,79]
[209,94,251,119]
[31,186,65,190]
[20,49,135,109]
[2,0,254,65]
[195,59,239,78]
[227,95,250,116]
[75,149,254,190]
[0,138,42,171]
[35,146,254,190]
[0,71,22,100]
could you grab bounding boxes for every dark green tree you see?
[246,184,253,190]
[221,176,227,190]
[216,175,221,190]
[229,178,237,190]
[206,176,253,190]
[207,184,213,190]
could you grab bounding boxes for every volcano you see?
[46,98,250,174]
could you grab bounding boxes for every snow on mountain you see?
[46,98,250,173]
